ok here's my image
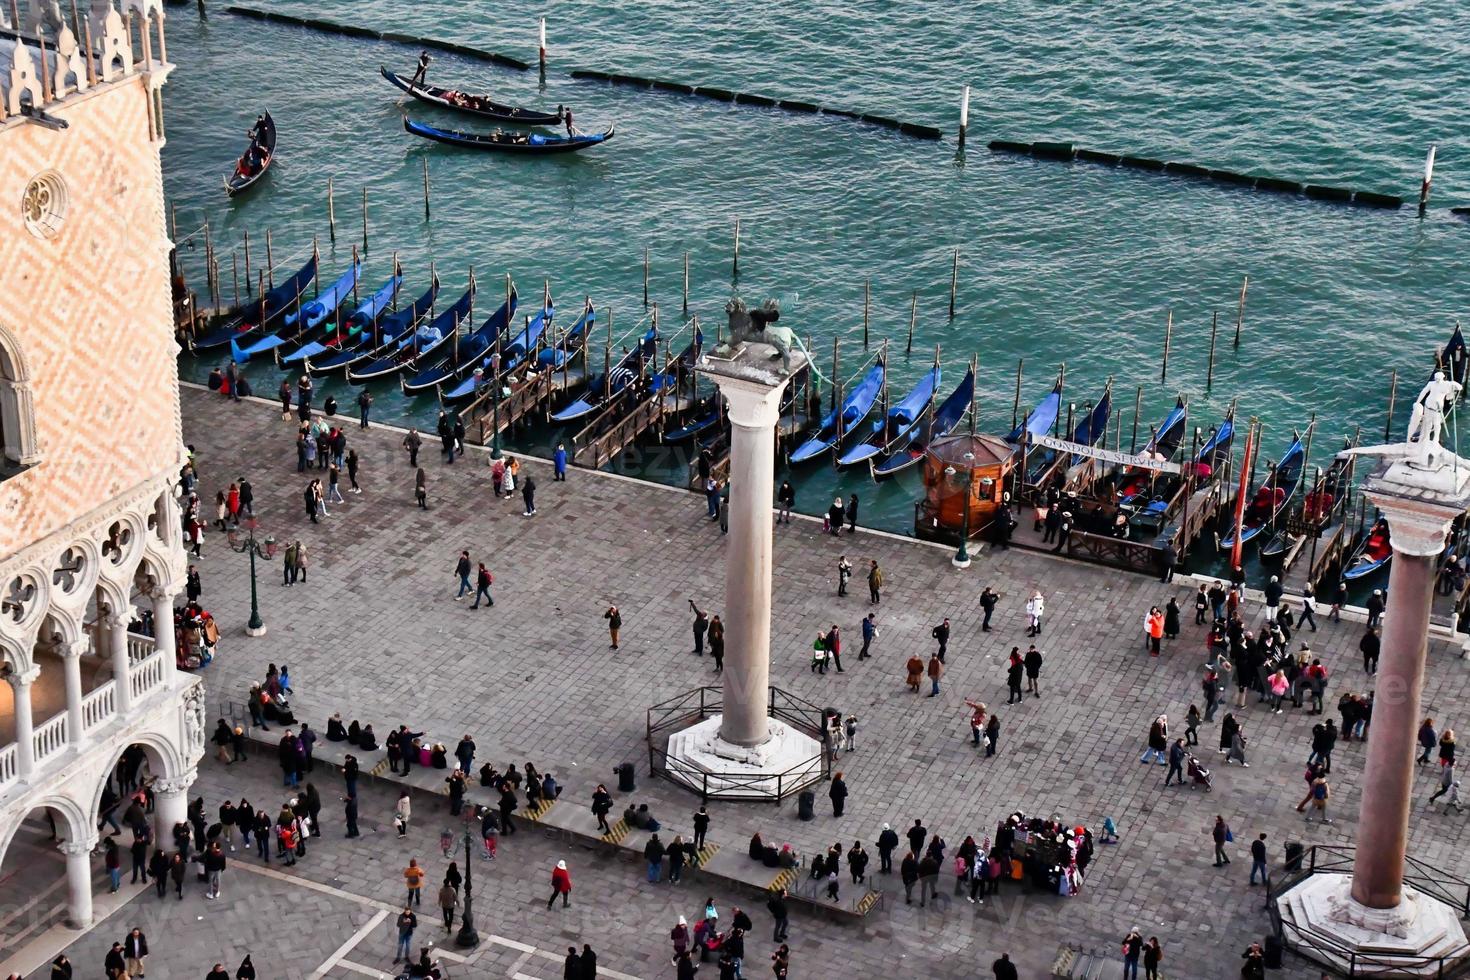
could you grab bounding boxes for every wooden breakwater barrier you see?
[223,6,532,70]
[987,140,1405,211]
[568,69,943,140]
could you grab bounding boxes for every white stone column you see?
[60,838,97,928]
[709,375,786,747]
[62,640,86,744]
[149,585,178,672]
[152,771,194,846]
[106,607,134,713]
[7,666,39,778]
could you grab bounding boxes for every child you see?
[825,870,840,901]
[278,665,294,696]
[843,715,857,753]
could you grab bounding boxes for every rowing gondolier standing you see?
[411,51,431,87]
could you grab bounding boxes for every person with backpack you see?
[1305,775,1332,823]
[472,564,494,609]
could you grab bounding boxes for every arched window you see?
[0,324,40,477]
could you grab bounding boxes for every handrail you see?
[0,743,17,786]
[129,648,168,700]
[32,712,68,765]
[81,681,117,733]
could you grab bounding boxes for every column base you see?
[951,555,972,569]
[663,716,824,801]
[244,623,267,637]
[1276,873,1470,976]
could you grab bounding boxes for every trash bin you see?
[797,791,815,821]
[616,762,636,793]
[1284,841,1304,872]
[1263,933,1284,968]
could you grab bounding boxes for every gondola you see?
[1128,409,1236,538]
[230,259,360,363]
[837,364,940,467]
[188,253,318,351]
[347,284,475,384]
[1030,381,1110,484]
[788,359,886,464]
[1005,377,1064,454]
[537,301,595,371]
[380,67,564,126]
[225,112,275,197]
[401,289,520,396]
[665,399,723,444]
[403,116,615,155]
[1221,428,1308,549]
[426,292,545,401]
[550,326,659,422]
[871,367,975,479]
[1115,396,1188,506]
[279,273,402,368]
[305,278,438,376]
[1344,515,1392,580]
[1059,385,1114,486]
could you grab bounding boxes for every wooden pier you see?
[571,388,696,469]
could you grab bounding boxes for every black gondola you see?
[380,67,564,126]
[226,112,275,197]
[403,116,614,155]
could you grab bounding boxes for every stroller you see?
[1187,755,1212,791]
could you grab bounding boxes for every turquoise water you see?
[165,1,1470,564]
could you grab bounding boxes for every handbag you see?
[1225,827,1234,842]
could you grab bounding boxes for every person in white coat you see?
[1026,591,1045,637]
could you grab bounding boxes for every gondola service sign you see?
[1031,435,1183,474]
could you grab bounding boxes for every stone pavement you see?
[145,384,1470,978]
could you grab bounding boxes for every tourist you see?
[836,555,852,596]
[403,428,422,467]
[453,551,472,600]
[706,478,722,519]
[984,713,1000,757]
[904,652,923,693]
[845,493,859,532]
[1194,584,1210,625]
[829,772,848,816]
[644,834,664,883]
[204,841,226,898]
[1440,729,1457,767]
[404,858,425,906]
[1164,738,1186,786]
[1145,606,1163,656]
[1025,590,1045,636]
[1211,816,1231,867]
[1249,833,1269,885]
[539,858,571,910]
[1226,723,1249,767]
[709,615,725,672]
[1419,717,1439,765]
[991,953,1019,980]
[395,790,411,838]
[206,965,230,980]
[1429,763,1457,807]
[826,623,845,672]
[1360,626,1380,675]
[394,907,417,962]
[1366,589,1385,628]
[1240,942,1265,979]
[859,612,877,659]
[168,851,185,898]
[689,600,709,655]
[327,463,345,504]
[1141,715,1168,764]
[917,850,940,906]
[980,586,998,631]
[1024,644,1043,696]
[692,805,710,850]
[777,479,794,523]
[344,792,359,838]
[825,497,844,533]
[346,449,361,493]
[1185,704,1201,746]
[1300,585,1318,631]
[1121,929,1144,980]
[931,617,950,662]
[867,560,882,604]
[668,834,687,883]
[810,631,828,674]
[1164,596,1181,639]
[236,954,255,979]
[604,605,621,649]
[964,699,987,746]
[415,467,428,510]
[767,887,789,941]
[670,915,691,957]
[122,927,148,976]
[522,473,537,516]
[844,714,857,752]
[471,564,494,609]
[1142,937,1163,980]
[926,652,944,697]
[1005,648,1024,704]
[899,849,919,903]
[551,442,567,481]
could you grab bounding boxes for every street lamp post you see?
[226,518,276,637]
[489,352,503,461]
[455,825,480,948]
[952,450,976,568]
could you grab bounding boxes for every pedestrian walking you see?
[1360,626,1381,675]
[1211,815,1232,867]
[931,618,950,662]
[845,493,859,533]
[1419,718,1439,766]
[522,475,537,516]
[204,841,226,898]
[471,564,494,609]
[1429,763,1456,807]
[867,560,882,604]
[454,551,472,600]
[1164,739,1186,786]
[548,860,572,908]
[123,927,148,976]
[980,587,998,631]
[904,653,924,693]
[859,613,877,659]
[777,480,794,524]
[1249,833,1269,885]
[438,881,458,929]
[826,623,844,672]
[1194,583,1209,625]
[403,429,421,467]
[604,605,621,649]
[394,790,411,838]
[404,858,425,906]
[1141,715,1168,764]
[692,806,710,851]
[984,713,1000,757]
[1300,585,1318,631]
[415,467,428,509]
[767,887,789,941]
[836,555,852,596]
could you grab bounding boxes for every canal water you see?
[164,0,1470,588]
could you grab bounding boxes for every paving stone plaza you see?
[30,385,1470,978]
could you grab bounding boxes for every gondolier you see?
[411,51,431,86]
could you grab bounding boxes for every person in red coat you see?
[548,859,571,909]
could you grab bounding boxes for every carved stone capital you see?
[58,838,98,856]
[152,771,195,797]
[4,664,40,688]
[102,606,136,631]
